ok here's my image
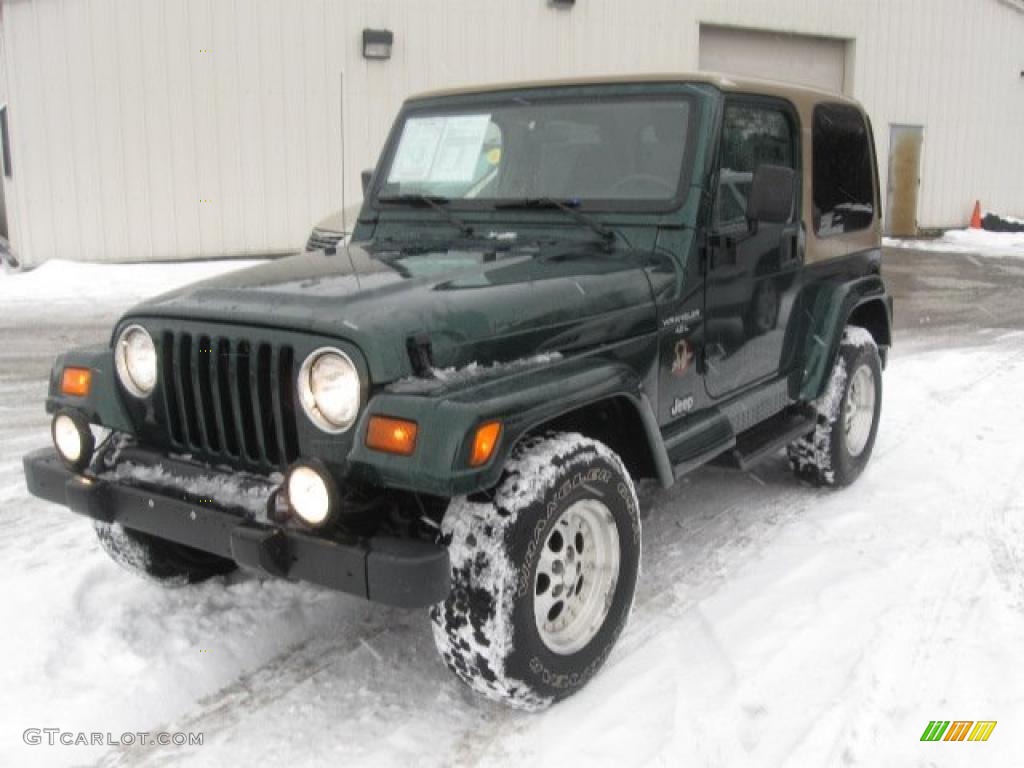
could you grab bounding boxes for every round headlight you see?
[115,325,157,397]
[286,464,335,527]
[52,410,95,471]
[297,348,360,432]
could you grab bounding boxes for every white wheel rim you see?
[533,498,620,655]
[844,363,876,457]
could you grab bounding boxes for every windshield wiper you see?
[376,193,475,237]
[493,197,616,244]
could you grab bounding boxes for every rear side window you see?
[813,103,875,236]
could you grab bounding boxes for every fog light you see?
[286,463,337,527]
[52,410,95,471]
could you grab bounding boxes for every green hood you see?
[124,240,658,384]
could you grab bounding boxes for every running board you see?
[664,412,736,479]
[717,407,816,472]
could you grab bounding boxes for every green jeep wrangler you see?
[24,73,891,710]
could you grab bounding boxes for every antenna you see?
[339,70,347,236]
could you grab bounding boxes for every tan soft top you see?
[409,71,861,111]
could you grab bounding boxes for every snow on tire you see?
[788,325,882,487]
[430,433,641,710]
[95,521,236,585]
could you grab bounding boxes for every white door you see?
[699,25,848,95]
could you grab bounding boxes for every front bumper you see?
[23,448,450,608]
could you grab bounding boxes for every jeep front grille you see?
[159,332,300,470]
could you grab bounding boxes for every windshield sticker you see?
[388,117,445,182]
[388,114,491,184]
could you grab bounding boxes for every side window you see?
[715,103,795,230]
[813,104,874,236]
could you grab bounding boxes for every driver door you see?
[704,97,802,399]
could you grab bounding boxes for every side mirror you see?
[746,164,796,224]
[361,168,374,196]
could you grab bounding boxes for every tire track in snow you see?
[99,620,401,768]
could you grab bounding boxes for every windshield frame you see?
[369,83,703,215]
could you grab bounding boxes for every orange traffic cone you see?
[970,200,983,229]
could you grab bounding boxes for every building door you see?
[885,124,923,236]
[698,25,848,94]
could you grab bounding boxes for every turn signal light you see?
[366,416,418,456]
[61,367,92,397]
[469,421,502,467]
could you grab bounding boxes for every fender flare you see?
[346,356,672,496]
[797,275,893,402]
[44,345,134,432]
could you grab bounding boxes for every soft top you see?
[408,71,863,111]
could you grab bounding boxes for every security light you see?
[362,29,393,60]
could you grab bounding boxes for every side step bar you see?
[719,407,817,472]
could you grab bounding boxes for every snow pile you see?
[884,227,1024,258]
[0,258,266,311]
[389,352,563,394]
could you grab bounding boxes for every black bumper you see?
[23,448,450,608]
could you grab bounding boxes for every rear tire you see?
[430,433,641,710]
[95,522,237,586]
[787,326,882,487]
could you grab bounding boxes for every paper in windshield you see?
[388,114,490,184]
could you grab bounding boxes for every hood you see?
[124,240,657,383]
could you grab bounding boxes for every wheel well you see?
[520,396,658,481]
[848,299,891,348]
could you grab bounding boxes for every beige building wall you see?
[0,0,1022,265]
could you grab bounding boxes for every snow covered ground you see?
[2,250,1024,767]
[0,258,267,314]
[885,227,1024,260]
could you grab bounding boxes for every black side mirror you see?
[361,169,374,196]
[747,164,796,224]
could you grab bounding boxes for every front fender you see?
[44,345,134,432]
[797,274,893,402]
[346,356,669,497]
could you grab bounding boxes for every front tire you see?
[430,433,641,710]
[95,522,237,586]
[787,326,882,487]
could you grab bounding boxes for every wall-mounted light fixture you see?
[362,29,394,60]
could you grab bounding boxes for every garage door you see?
[699,25,848,94]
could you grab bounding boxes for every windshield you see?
[375,92,696,210]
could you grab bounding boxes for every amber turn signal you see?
[366,416,418,456]
[61,367,92,397]
[469,421,502,467]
